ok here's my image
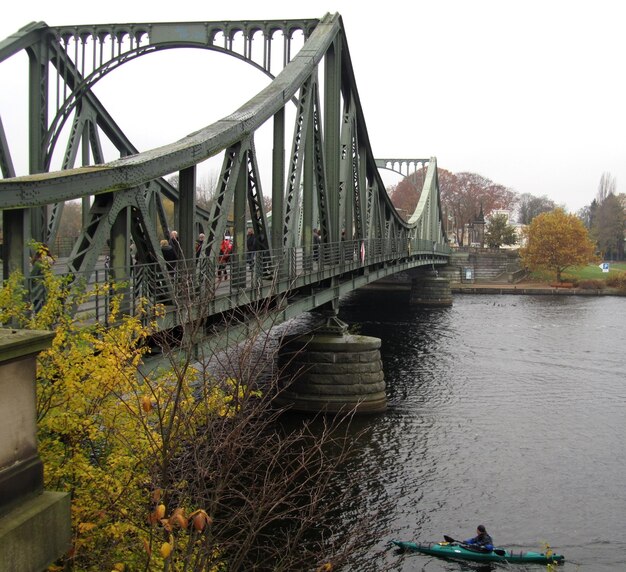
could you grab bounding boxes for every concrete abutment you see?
[0,329,71,572]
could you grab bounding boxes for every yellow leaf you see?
[160,541,172,559]
[155,503,166,519]
[78,522,97,533]
[141,395,153,413]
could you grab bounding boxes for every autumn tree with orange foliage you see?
[520,208,599,282]
[388,168,517,243]
[389,170,426,219]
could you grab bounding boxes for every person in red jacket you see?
[217,236,232,282]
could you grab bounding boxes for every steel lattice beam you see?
[1,14,449,321]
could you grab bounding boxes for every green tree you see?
[520,208,598,282]
[484,213,518,248]
[577,199,597,229]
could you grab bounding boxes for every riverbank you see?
[452,280,625,296]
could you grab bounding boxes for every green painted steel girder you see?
[1,14,449,320]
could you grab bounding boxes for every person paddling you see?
[463,525,494,552]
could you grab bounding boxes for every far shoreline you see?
[451,281,625,297]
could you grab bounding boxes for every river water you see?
[327,289,626,571]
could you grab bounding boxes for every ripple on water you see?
[332,292,626,571]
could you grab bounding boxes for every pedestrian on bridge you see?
[195,233,205,258]
[161,239,177,272]
[313,228,321,261]
[218,236,232,282]
[246,228,257,272]
[169,230,183,260]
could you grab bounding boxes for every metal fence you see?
[7,237,447,326]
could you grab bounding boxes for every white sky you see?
[2,0,625,213]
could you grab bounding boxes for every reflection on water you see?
[302,289,626,571]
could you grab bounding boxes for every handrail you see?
[16,237,449,325]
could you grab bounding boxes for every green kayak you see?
[391,540,565,565]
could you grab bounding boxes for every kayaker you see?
[464,525,494,552]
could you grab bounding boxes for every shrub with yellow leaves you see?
[2,246,366,572]
[0,255,224,571]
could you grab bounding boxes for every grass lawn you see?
[529,262,626,283]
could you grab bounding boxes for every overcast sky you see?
[2,0,625,214]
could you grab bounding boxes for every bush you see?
[605,272,626,290]
[550,280,577,288]
[1,248,374,572]
[577,279,605,290]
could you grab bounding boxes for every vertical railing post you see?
[303,100,314,273]
[179,166,198,303]
[109,207,131,316]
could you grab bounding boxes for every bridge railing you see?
[15,237,448,326]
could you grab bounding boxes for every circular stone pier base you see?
[410,274,452,306]
[277,320,386,414]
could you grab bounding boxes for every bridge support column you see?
[277,317,386,414]
[410,273,452,306]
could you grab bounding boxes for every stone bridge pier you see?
[274,269,451,414]
[363,268,453,307]
[0,330,71,572]
[276,316,387,414]
[408,269,453,307]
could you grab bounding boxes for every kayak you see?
[391,540,565,565]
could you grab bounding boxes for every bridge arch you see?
[42,21,314,170]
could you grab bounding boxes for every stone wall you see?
[447,249,522,283]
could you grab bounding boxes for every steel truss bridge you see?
[0,13,450,334]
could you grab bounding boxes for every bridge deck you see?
[10,238,448,341]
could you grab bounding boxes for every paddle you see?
[443,535,506,557]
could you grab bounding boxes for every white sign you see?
[599,262,610,273]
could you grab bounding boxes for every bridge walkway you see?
[15,237,447,340]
